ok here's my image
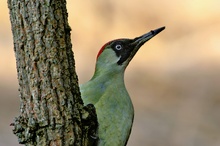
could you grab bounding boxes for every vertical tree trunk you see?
[7,0,97,145]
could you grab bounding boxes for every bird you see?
[80,26,165,146]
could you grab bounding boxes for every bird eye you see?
[115,44,122,50]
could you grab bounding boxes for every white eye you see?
[115,44,122,50]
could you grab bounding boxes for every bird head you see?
[94,26,165,76]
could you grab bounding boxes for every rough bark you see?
[8,0,98,145]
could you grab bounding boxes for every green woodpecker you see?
[80,26,165,146]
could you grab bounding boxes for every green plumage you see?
[80,49,134,146]
[80,27,165,146]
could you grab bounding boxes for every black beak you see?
[127,26,165,63]
[132,26,165,49]
[117,26,165,65]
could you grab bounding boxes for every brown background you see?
[1,0,220,145]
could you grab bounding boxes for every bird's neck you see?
[92,62,125,81]
[92,68,125,83]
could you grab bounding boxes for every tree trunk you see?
[7,0,98,145]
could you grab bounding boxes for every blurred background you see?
[1,0,220,145]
